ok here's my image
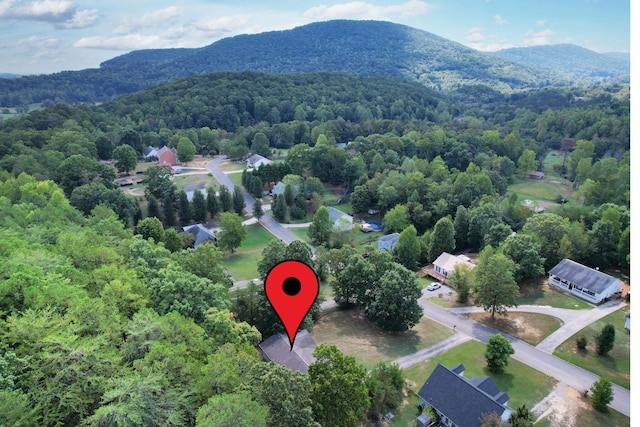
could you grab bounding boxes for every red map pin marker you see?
[264,260,319,349]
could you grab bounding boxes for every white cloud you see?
[466,27,485,45]
[17,35,62,48]
[304,0,429,21]
[114,6,181,34]
[0,0,98,28]
[524,28,555,46]
[193,14,253,37]
[465,27,514,51]
[493,14,508,26]
[73,34,170,50]
[57,8,98,29]
[536,19,546,26]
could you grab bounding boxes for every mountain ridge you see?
[0,20,629,107]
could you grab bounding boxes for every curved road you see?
[207,155,629,417]
[207,156,300,244]
[419,297,630,417]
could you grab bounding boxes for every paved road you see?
[418,296,630,416]
[207,156,300,245]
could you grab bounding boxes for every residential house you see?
[143,146,160,159]
[157,146,178,166]
[182,224,217,247]
[270,181,300,197]
[548,258,623,304]
[183,183,207,202]
[528,171,546,179]
[418,363,513,427]
[246,154,272,169]
[327,206,353,232]
[431,252,476,282]
[377,233,400,252]
[257,329,316,373]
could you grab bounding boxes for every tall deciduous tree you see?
[136,217,165,243]
[394,225,420,270]
[485,333,514,373]
[272,194,288,222]
[112,144,137,174]
[454,205,470,250]
[428,216,455,262]
[309,344,369,427]
[474,250,519,319]
[196,392,268,427]
[516,149,537,177]
[308,205,332,245]
[449,263,474,304]
[500,233,545,282]
[367,263,423,331]
[521,213,569,270]
[176,137,196,163]
[383,204,410,233]
[218,212,247,253]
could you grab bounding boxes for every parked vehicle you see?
[427,282,442,291]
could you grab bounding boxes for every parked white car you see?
[427,282,442,291]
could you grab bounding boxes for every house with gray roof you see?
[326,206,353,232]
[418,363,513,427]
[182,224,217,247]
[378,233,400,252]
[246,154,272,169]
[257,329,316,373]
[432,252,476,282]
[548,258,623,304]
[183,183,207,202]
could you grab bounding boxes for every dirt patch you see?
[465,312,562,345]
[532,383,589,427]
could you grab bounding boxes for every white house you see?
[246,154,272,169]
[432,252,475,281]
[327,206,353,232]
[548,258,623,304]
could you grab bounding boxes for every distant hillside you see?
[491,44,629,83]
[0,73,22,79]
[0,20,595,107]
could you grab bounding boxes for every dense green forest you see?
[0,69,630,426]
[1,20,628,108]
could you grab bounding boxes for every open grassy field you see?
[218,160,246,172]
[518,279,593,310]
[221,224,274,281]
[553,305,630,389]
[172,173,218,191]
[311,307,454,370]
[402,340,557,415]
[289,226,310,242]
[227,171,243,187]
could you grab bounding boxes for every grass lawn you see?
[227,171,243,187]
[403,340,557,412]
[573,397,631,427]
[290,227,310,242]
[518,279,593,310]
[553,305,630,389]
[172,173,218,191]
[221,224,274,281]
[507,180,572,203]
[466,312,563,346]
[312,307,455,370]
[218,161,246,172]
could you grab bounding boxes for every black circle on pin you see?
[282,277,302,296]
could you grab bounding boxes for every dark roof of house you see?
[258,329,316,373]
[182,224,217,247]
[143,146,159,156]
[378,233,400,248]
[326,206,352,223]
[157,146,177,156]
[548,258,623,294]
[418,364,511,427]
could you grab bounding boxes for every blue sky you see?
[0,0,631,75]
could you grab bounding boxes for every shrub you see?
[576,336,588,350]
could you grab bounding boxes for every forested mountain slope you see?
[0,20,564,107]
[491,44,629,83]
